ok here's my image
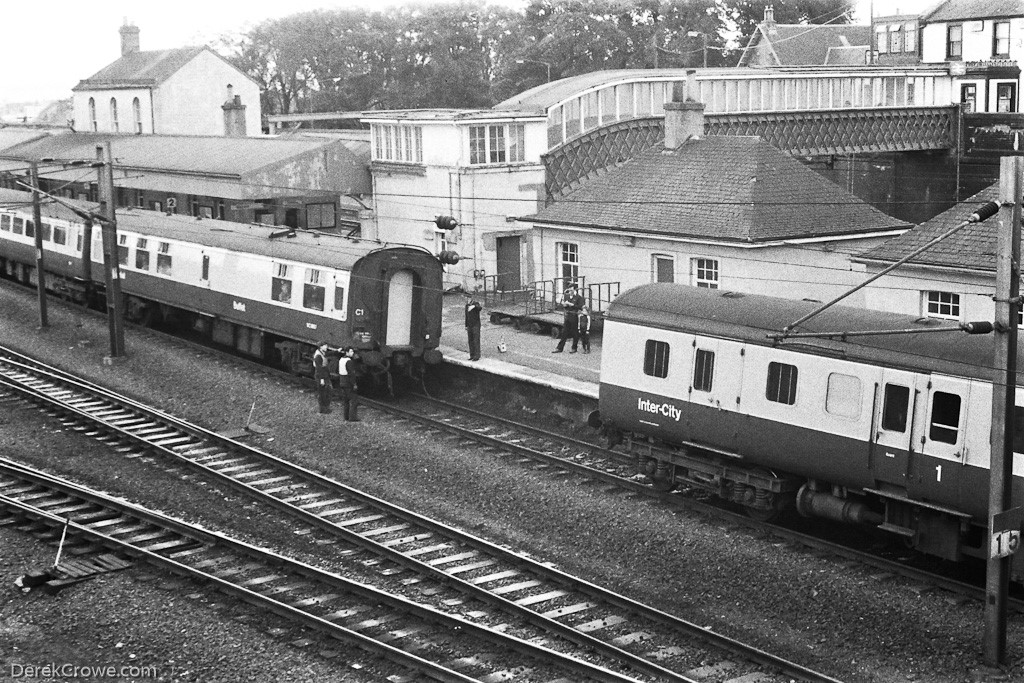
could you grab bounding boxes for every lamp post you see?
[515,58,551,83]
[687,31,708,68]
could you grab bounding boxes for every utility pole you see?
[96,144,125,360]
[29,161,48,328]
[984,156,1024,666]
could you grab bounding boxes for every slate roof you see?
[522,136,909,242]
[1,133,348,178]
[73,47,207,90]
[740,24,872,66]
[824,45,870,65]
[924,0,1024,22]
[855,183,1000,272]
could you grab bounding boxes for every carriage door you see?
[385,269,414,347]
[870,370,924,486]
[913,376,970,502]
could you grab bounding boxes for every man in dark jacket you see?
[312,341,332,414]
[553,284,585,353]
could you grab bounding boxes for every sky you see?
[4,0,938,105]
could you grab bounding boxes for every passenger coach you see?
[595,283,1024,572]
[0,188,444,385]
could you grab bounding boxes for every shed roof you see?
[523,136,909,243]
[923,0,1024,22]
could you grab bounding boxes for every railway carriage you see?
[593,283,1024,573]
[0,189,444,385]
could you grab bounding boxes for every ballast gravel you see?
[0,285,1022,683]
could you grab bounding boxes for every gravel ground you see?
[1,283,1023,683]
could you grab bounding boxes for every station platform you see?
[437,292,600,400]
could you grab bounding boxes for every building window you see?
[888,24,903,53]
[929,391,961,444]
[373,124,423,163]
[135,237,149,270]
[117,234,128,265]
[904,22,917,53]
[995,21,1010,57]
[924,291,960,319]
[88,98,97,131]
[875,25,888,54]
[693,349,715,392]
[556,242,579,283]
[766,362,798,405]
[469,124,526,165]
[110,98,119,133]
[307,203,336,229]
[997,83,1016,112]
[826,373,861,418]
[652,255,674,283]
[692,258,719,288]
[303,268,325,311]
[947,24,962,59]
[156,242,172,275]
[271,263,293,304]
[132,97,142,133]
[643,339,670,378]
[961,84,977,112]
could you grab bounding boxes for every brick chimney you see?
[663,70,705,150]
[222,85,247,137]
[120,20,140,56]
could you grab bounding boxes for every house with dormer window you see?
[915,0,1024,112]
[362,109,547,290]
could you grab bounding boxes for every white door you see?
[386,270,413,346]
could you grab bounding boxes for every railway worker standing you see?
[313,341,332,414]
[553,283,585,353]
[465,296,482,361]
[578,307,592,354]
[337,348,360,422]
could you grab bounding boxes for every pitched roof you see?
[522,136,909,242]
[824,45,870,65]
[73,47,207,90]
[856,183,1001,271]
[924,0,1024,22]
[740,24,871,66]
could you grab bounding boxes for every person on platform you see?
[312,341,332,414]
[465,296,482,361]
[578,307,592,354]
[337,347,360,421]
[553,283,585,353]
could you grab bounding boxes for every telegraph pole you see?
[29,161,48,328]
[96,144,125,360]
[984,156,1024,666]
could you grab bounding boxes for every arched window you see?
[88,98,97,131]
[132,97,142,134]
[109,98,119,132]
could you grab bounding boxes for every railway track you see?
[0,457,645,683]
[0,345,840,683]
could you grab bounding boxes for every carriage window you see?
[271,263,292,304]
[40,223,51,242]
[201,255,210,281]
[135,238,150,270]
[929,391,961,444]
[643,340,670,378]
[303,268,325,311]
[766,362,798,405]
[156,242,172,275]
[693,349,714,392]
[52,224,67,246]
[0,214,9,231]
[12,217,23,235]
[881,383,910,432]
[117,234,129,265]
[24,219,34,238]
[334,284,346,313]
[826,373,861,418]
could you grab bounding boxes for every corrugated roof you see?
[523,136,909,242]
[924,0,1024,22]
[73,47,207,89]
[855,183,1000,271]
[741,24,872,66]
[608,283,1013,382]
[0,187,386,270]
[2,133,342,177]
[0,127,53,154]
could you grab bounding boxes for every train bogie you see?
[596,284,1024,571]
